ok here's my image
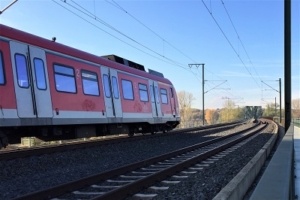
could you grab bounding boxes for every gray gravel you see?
[149,125,274,200]
[0,122,259,199]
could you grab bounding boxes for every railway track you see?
[0,121,244,161]
[14,121,267,200]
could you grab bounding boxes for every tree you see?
[292,98,300,118]
[262,103,278,118]
[219,99,244,122]
[177,91,195,128]
[205,109,219,125]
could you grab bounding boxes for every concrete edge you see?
[249,125,294,200]
[212,121,278,200]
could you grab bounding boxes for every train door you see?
[149,80,162,118]
[9,41,53,118]
[169,87,178,117]
[101,66,122,118]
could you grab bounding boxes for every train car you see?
[0,24,180,147]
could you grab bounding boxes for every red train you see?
[0,24,180,147]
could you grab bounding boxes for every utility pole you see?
[279,78,282,123]
[275,97,277,116]
[284,0,291,131]
[261,79,282,123]
[189,63,205,125]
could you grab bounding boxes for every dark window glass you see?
[103,74,111,98]
[112,76,119,99]
[139,83,148,102]
[33,58,47,90]
[54,64,76,93]
[54,65,74,75]
[170,87,174,98]
[82,70,99,96]
[15,54,29,88]
[160,88,168,104]
[155,86,159,103]
[0,51,5,85]
[122,79,134,100]
[150,85,155,103]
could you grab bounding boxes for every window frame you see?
[33,58,47,90]
[155,86,160,104]
[121,79,134,100]
[81,70,100,96]
[170,87,174,98]
[15,53,29,88]
[103,74,111,98]
[160,88,168,104]
[0,51,6,85]
[138,83,149,102]
[112,76,119,99]
[150,85,155,103]
[53,63,77,94]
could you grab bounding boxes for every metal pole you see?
[188,63,205,126]
[284,0,291,131]
[275,97,277,117]
[279,78,282,123]
[202,64,205,126]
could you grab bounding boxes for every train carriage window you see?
[103,74,111,98]
[112,76,119,99]
[160,88,168,104]
[121,79,134,100]
[0,51,5,85]
[139,83,149,102]
[150,85,155,103]
[54,64,76,93]
[170,87,174,98]
[155,86,160,103]
[81,70,100,96]
[15,54,29,88]
[33,58,47,90]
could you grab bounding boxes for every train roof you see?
[0,24,172,85]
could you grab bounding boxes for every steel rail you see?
[1,121,244,161]
[13,121,261,200]
[93,123,267,200]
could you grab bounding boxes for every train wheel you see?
[128,132,134,137]
[150,126,156,135]
[0,131,8,149]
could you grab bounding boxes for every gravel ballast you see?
[0,122,270,199]
[149,133,273,200]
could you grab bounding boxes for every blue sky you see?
[0,0,299,109]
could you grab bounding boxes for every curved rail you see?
[14,121,265,200]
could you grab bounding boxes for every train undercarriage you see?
[0,121,179,148]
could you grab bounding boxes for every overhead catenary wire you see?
[54,0,239,101]
[220,0,262,82]
[67,0,186,68]
[106,0,198,63]
[50,0,162,64]
[59,0,210,83]
[53,0,206,83]
[201,0,260,88]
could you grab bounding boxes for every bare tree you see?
[177,91,195,128]
[292,98,300,118]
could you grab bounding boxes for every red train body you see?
[0,24,180,145]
